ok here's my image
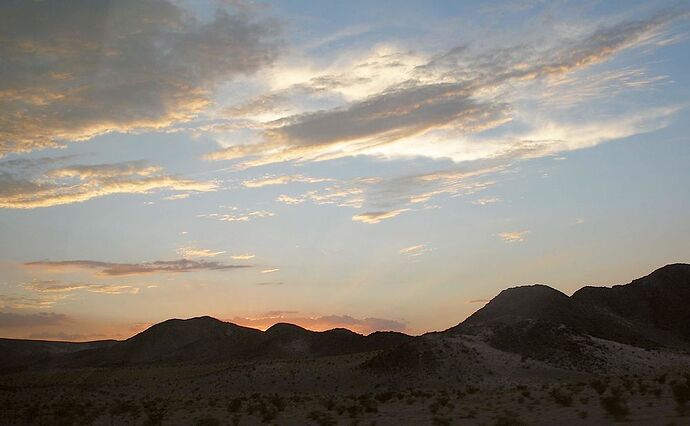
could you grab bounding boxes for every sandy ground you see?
[2,336,690,425]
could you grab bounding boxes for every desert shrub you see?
[359,396,378,413]
[600,389,629,421]
[375,391,394,403]
[671,380,690,415]
[432,416,451,425]
[493,411,527,426]
[228,397,244,412]
[321,397,336,411]
[307,410,336,426]
[590,379,607,395]
[549,388,573,406]
[195,416,220,426]
[346,403,363,418]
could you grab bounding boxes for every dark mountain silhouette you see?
[2,263,689,373]
[368,263,690,372]
[38,316,413,370]
[449,264,690,347]
[0,338,116,371]
[572,263,690,343]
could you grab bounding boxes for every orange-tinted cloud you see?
[0,159,217,208]
[22,280,140,295]
[25,259,251,276]
[352,209,409,224]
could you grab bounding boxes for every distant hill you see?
[2,263,689,373]
[41,316,413,370]
[0,338,116,372]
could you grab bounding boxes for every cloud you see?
[276,164,501,218]
[163,193,191,201]
[0,294,66,309]
[352,209,409,224]
[472,197,501,205]
[230,253,255,260]
[0,312,70,328]
[260,268,280,274]
[0,159,217,209]
[204,12,680,169]
[0,0,280,156]
[198,208,275,223]
[230,313,406,334]
[276,194,305,205]
[497,230,529,243]
[176,247,226,258]
[22,280,140,295]
[399,244,430,257]
[242,174,332,188]
[25,258,250,276]
[255,281,283,286]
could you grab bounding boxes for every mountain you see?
[42,316,413,370]
[572,263,690,343]
[2,263,689,374]
[450,264,690,345]
[364,263,690,373]
[0,338,116,372]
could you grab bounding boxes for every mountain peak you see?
[460,284,571,326]
[265,322,309,335]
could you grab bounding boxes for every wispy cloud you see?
[0,312,70,328]
[472,197,501,205]
[176,247,226,258]
[25,259,251,276]
[0,294,66,309]
[261,268,280,274]
[231,253,255,260]
[399,244,431,257]
[242,174,332,188]
[352,209,409,224]
[198,207,275,223]
[205,12,680,169]
[497,230,529,243]
[22,280,140,295]
[0,159,216,209]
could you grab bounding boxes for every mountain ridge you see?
[2,263,689,373]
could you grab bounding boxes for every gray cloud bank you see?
[0,0,280,156]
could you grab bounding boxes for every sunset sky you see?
[1,0,689,340]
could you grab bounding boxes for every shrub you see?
[600,391,629,421]
[671,381,690,416]
[549,388,573,407]
[195,416,220,426]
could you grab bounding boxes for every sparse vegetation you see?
[600,388,629,421]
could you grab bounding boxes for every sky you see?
[0,0,689,340]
